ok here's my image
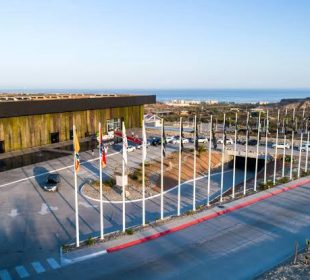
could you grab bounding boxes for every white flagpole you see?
[282,109,287,177]
[193,115,197,211]
[142,120,146,225]
[254,111,261,191]
[160,118,164,220]
[243,112,249,195]
[273,109,280,185]
[290,108,295,180]
[73,125,80,247]
[298,131,303,178]
[297,109,305,178]
[232,113,237,198]
[177,117,182,216]
[99,122,104,240]
[220,113,226,202]
[305,129,309,172]
[264,110,269,184]
[122,122,127,232]
[207,115,212,206]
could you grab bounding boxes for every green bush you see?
[125,228,134,235]
[86,236,95,246]
[129,169,142,181]
[259,180,274,190]
[103,178,115,188]
[276,177,289,184]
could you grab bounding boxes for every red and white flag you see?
[142,120,147,162]
[99,125,107,168]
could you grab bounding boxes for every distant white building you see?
[144,114,161,127]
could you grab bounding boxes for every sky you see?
[0,0,309,90]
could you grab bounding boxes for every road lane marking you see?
[81,169,233,204]
[38,203,58,215]
[0,151,120,189]
[8,209,19,218]
[15,266,29,278]
[0,270,12,280]
[61,250,107,265]
[31,261,45,274]
[46,258,60,269]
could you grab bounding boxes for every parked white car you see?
[299,143,310,151]
[197,136,208,143]
[272,143,290,149]
[172,138,189,144]
[217,138,233,145]
[166,136,175,143]
[127,145,136,152]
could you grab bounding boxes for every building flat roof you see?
[0,93,156,118]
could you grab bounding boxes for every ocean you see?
[2,89,310,103]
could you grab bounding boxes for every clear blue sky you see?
[0,0,309,89]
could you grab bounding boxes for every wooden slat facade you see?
[0,105,144,152]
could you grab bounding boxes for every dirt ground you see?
[83,149,223,201]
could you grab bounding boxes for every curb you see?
[62,177,310,264]
[106,178,310,253]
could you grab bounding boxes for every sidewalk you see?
[61,175,310,266]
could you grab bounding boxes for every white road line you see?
[0,152,120,189]
[0,270,12,280]
[61,250,107,265]
[46,258,60,270]
[81,169,233,204]
[31,261,45,274]
[15,266,29,278]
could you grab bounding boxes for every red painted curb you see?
[106,178,310,254]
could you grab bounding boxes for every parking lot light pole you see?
[207,115,212,206]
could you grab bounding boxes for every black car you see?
[43,173,61,192]
[148,137,161,146]
[248,139,258,146]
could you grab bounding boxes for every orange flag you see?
[73,126,80,172]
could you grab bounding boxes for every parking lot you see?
[0,133,254,278]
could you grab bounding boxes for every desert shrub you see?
[259,180,274,190]
[276,177,289,184]
[125,228,134,235]
[86,236,95,246]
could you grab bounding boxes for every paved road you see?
[31,182,310,280]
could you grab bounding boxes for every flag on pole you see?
[142,120,147,162]
[162,119,167,157]
[73,128,80,172]
[211,118,217,149]
[195,116,199,151]
[99,127,107,168]
[246,113,250,141]
[223,119,227,147]
[122,122,128,166]
[181,118,184,152]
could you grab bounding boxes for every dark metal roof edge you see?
[0,95,156,118]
